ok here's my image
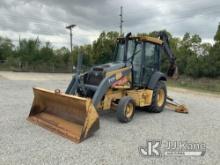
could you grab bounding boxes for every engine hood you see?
[92,62,125,72]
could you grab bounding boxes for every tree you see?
[16,38,40,69]
[55,47,70,65]
[0,27,219,77]
[0,37,14,61]
[214,23,220,42]
[92,31,119,64]
[205,24,220,77]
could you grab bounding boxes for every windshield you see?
[115,40,136,62]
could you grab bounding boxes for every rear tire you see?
[116,96,135,123]
[147,81,167,113]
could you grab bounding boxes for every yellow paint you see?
[112,84,131,89]
[105,67,130,77]
[157,89,165,107]
[117,36,163,45]
[102,90,124,110]
[101,89,153,110]
[139,36,163,45]
[115,72,122,80]
[127,89,153,107]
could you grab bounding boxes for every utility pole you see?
[119,6,124,36]
[66,24,76,69]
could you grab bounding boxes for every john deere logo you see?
[139,140,162,157]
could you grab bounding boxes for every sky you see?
[0,0,219,48]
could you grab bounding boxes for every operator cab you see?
[115,36,162,88]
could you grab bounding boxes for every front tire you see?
[147,81,167,113]
[116,96,135,123]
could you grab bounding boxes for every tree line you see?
[0,24,219,78]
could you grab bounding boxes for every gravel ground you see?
[0,71,219,165]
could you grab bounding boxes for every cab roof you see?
[117,36,163,45]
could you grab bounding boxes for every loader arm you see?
[92,67,131,107]
[66,52,83,94]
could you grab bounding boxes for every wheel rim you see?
[125,103,134,118]
[157,89,165,107]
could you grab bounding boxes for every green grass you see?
[167,76,220,94]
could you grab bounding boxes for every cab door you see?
[141,42,160,86]
[132,42,143,86]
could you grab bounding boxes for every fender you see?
[147,71,167,90]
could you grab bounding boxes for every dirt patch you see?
[0,75,7,80]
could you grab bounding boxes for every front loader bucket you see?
[27,87,99,143]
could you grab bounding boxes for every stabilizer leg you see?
[166,96,188,113]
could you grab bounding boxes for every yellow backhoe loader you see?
[27,31,188,143]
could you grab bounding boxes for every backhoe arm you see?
[158,31,188,113]
[158,31,178,78]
